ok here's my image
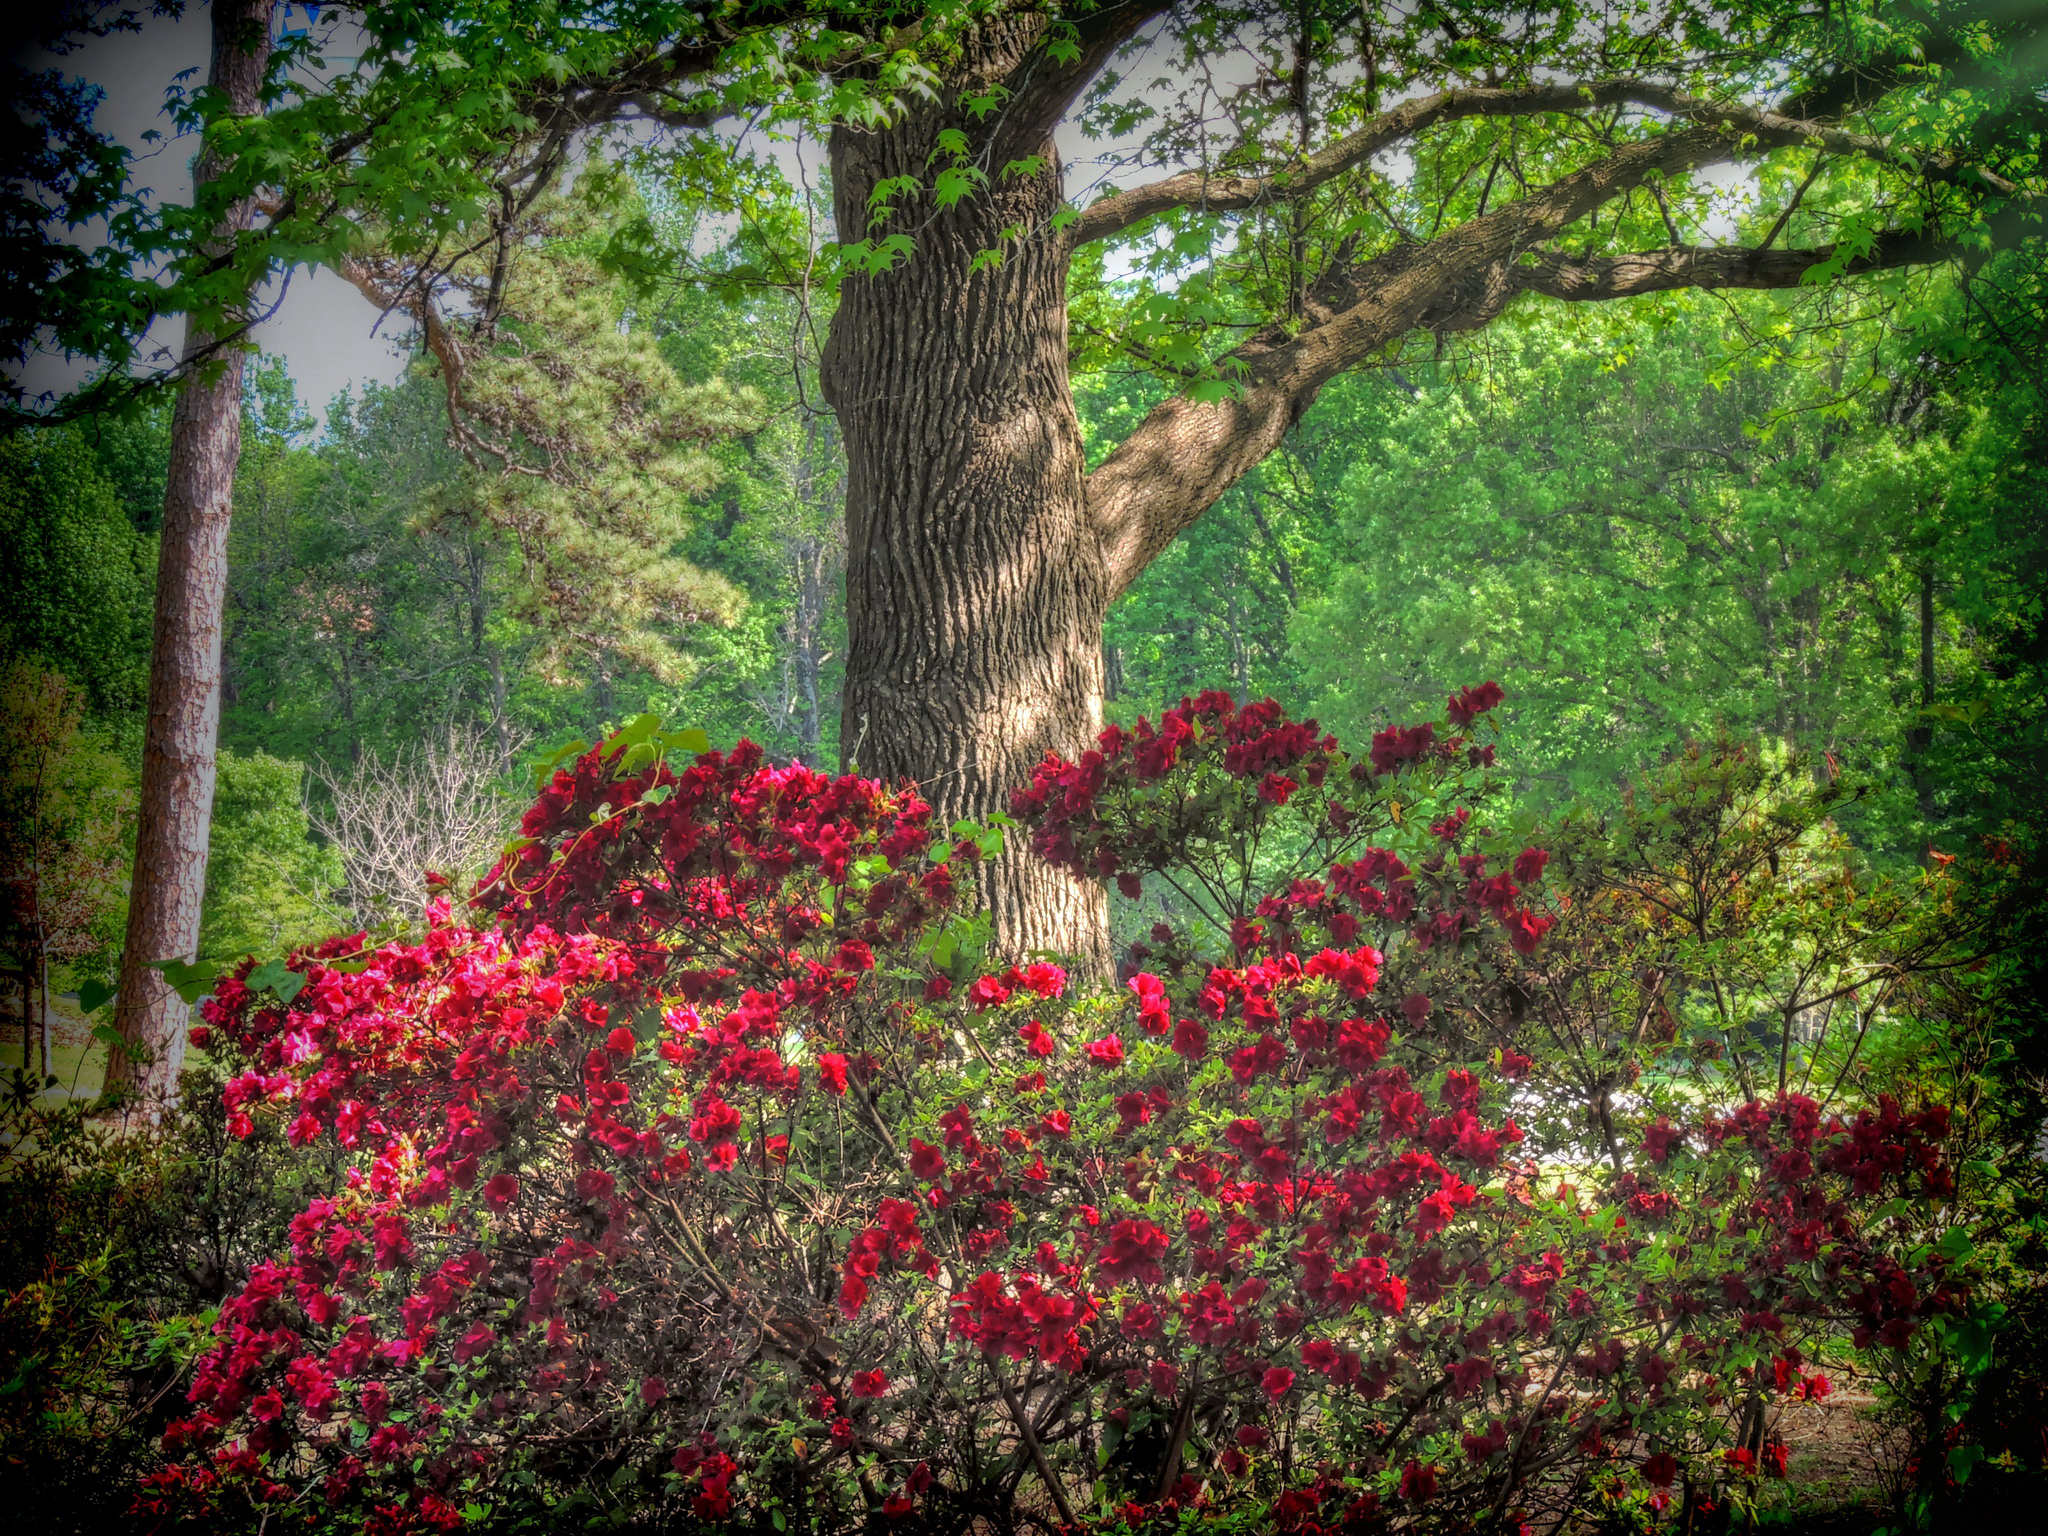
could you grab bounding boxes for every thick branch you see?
[332,253,507,468]
[991,0,1173,159]
[1514,231,1951,301]
[1069,76,2018,247]
[1083,125,2022,598]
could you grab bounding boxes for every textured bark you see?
[822,17,1128,974]
[105,1,272,1114]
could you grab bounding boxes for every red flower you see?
[1642,1452,1678,1486]
[1016,962,1067,998]
[1643,1120,1683,1163]
[1261,1366,1295,1401]
[851,1369,888,1399]
[1501,907,1554,954]
[969,975,1012,1009]
[1098,1218,1168,1285]
[1171,1018,1209,1059]
[1445,680,1504,726]
[909,1139,946,1180]
[1399,1461,1439,1503]
[1085,1034,1126,1067]
[482,1174,519,1207]
[816,1052,850,1096]
[1450,1354,1494,1396]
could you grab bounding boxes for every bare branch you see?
[308,727,520,927]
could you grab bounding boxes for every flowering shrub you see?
[148,698,1968,1533]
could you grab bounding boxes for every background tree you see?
[0,426,154,718]
[105,0,275,1112]
[0,664,133,1079]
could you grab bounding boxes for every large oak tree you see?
[561,0,2035,967]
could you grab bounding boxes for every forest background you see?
[7,194,2045,1044]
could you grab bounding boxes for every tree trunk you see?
[105,1,272,1115]
[1910,563,1937,818]
[35,924,50,1082]
[821,36,1112,974]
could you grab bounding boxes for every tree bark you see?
[821,18,1122,974]
[105,1,272,1114]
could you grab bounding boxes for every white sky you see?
[9,7,405,430]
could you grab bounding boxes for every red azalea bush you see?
[144,695,1968,1533]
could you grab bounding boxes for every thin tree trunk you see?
[1911,563,1936,818]
[105,0,272,1114]
[35,923,50,1082]
[822,34,1113,974]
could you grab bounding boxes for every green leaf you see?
[149,958,222,1005]
[246,958,308,1004]
[76,979,115,1016]
[532,738,589,790]
[664,727,711,756]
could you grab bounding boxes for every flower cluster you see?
[150,696,1967,1535]
[1011,687,1550,961]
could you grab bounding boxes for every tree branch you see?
[1068,76,2020,248]
[1083,124,2030,598]
[1512,231,1948,302]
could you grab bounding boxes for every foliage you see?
[198,749,343,970]
[0,425,154,716]
[140,693,1982,1533]
[0,662,134,1073]
[391,174,761,684]
[1285,293,2015,851]
[5,1,964,420]
[0,1063,342,1532]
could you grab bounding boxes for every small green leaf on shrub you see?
[246,958,307,1004]
[150,957,221,1004]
